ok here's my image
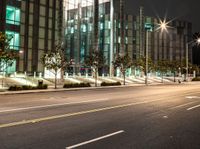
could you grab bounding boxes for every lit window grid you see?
[6,5,20,25]
[6,31,20,50]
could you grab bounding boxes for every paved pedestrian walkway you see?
[0,82,181,95]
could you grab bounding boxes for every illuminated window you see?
[0,60,16,74]
[100,23,104,30]
[6,31,20,50]
[82,25,86,32]
[6,6,20,25]
[71,28,74,34]
[108,21,111,29]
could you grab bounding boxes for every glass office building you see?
[63,1,192,76]
[0,0,61,75]
[0,0,193,76]
[0,0,21,74]
[63,0,134,75]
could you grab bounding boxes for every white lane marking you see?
[170,101,200,110]
[187,104,200,111]
[163,116,168,119]
[66,130,124,149]
[0,98,169,128]
[185,96,200,99]
[0,98,110,113]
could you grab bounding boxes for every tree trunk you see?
[55,70,57,89]
[123,71,126,85]
[1,77,3,88]
[95,68,98,87]
[174,72,176,82]
[162,73,164,83]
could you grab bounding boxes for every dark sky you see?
[125,0,200,32]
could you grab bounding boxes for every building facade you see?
[64,0,135,75]
[0,0,21,73]
[0,0,62,75]
[0,0,193,76]
[64,1,192,76]
[134,7,193,63]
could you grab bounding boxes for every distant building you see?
[134,7,193,63]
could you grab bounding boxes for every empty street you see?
[0,84,200,149]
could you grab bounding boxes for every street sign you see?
[145,23,153,32]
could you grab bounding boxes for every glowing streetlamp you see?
[197,38,200,45]
[145,20,168,85]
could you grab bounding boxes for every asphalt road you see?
[0,84,200,149]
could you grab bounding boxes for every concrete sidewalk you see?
[0,83,162,95]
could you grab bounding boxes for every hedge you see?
[63,83,91,88]
[8,84,48,91]
[192,77,200,81]
[101,82,121,86]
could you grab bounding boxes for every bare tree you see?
[85,50,105,87]
[41,44,68,89]
[113,54,132,85]
[155,60,169,83]
[0,32,18,87]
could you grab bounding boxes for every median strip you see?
[66,130,125,149]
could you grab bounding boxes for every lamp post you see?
[145,21,167,85]
[145,30,149,85]
[185,38,200,81]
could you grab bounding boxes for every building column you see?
[109,0,114,76]
[23,0,30,72]
[0,0,6,32]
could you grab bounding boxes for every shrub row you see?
[8,84,48,91]
[101,82,121,86]
[63,83,91,88]
[192,77,200,81]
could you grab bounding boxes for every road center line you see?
[0,98,164,128]
[0,91,197,114]
[187,104,200,111]
[0,93,198,128]
[0,98,110,113]
[66,130,124,149]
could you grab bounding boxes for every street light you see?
[185,38,200,81]
[145,20,168,85]
[197,38,200,44]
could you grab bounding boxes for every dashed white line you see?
[187,104,200,111]
[66,130,125,149]
[170,101,199,110]
[185,96,200,99]
[0,98,110,113]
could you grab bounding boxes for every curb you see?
[0,82,186,95]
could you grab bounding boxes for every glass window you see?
[6,31,20,50]
[6,60,16,74]
[6,6,20,25]
[0,60,16,74]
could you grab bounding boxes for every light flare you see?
[197,38,200,45]
[155,18,173,33]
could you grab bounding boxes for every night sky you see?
[125,0,200,33]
